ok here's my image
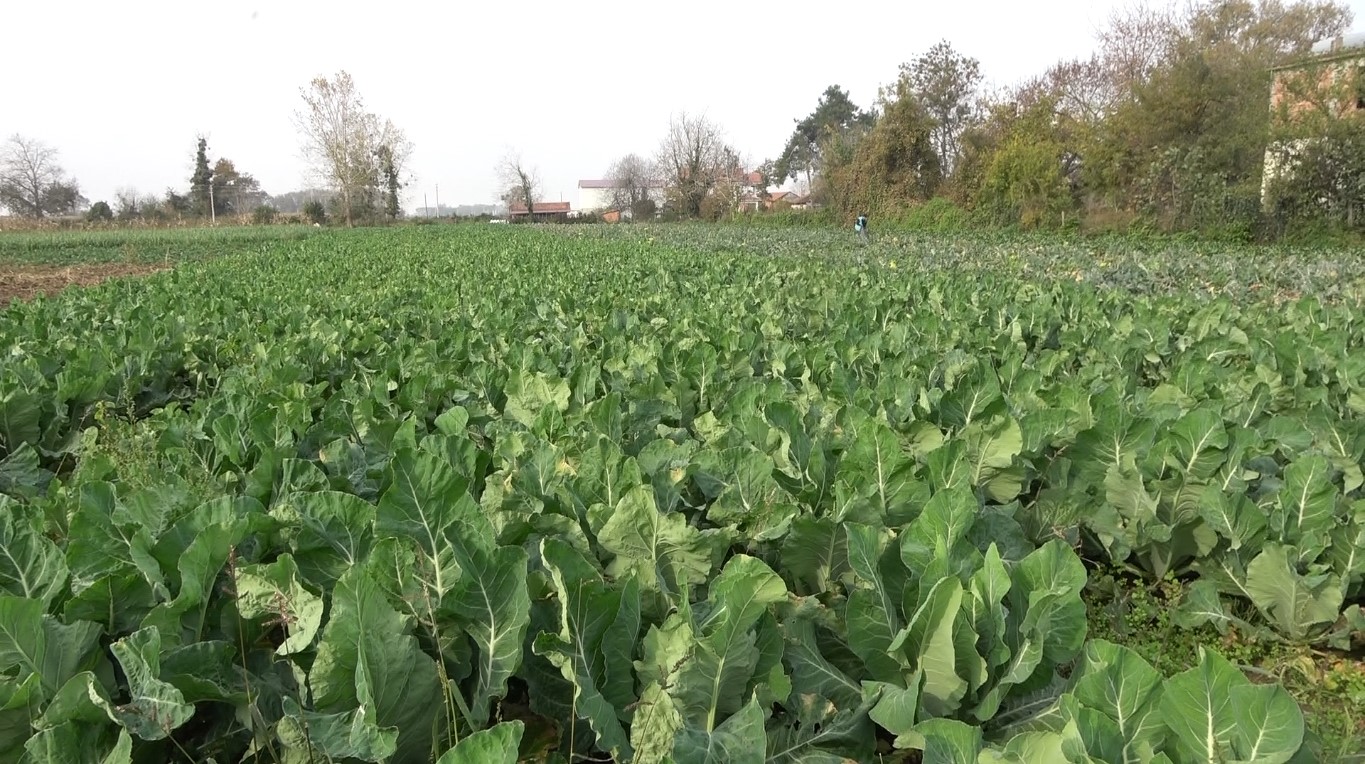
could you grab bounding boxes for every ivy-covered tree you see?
[190,137,213,217]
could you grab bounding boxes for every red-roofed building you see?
[508,201,571,221]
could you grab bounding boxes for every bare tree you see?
[1096,1,1179,94]
[605,153,658,211]
[113,187,157,221]
[295,71,411,226]
[497,153,540,219]
[0,135,83,218]
[655,112,734,218]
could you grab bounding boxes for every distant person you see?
[855,213,869,243]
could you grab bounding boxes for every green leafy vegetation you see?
[0,224,1361,761]
[0,225,318,265]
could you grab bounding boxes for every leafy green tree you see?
[211,159,265,217]
[85,200,113,222]
[190,136,213,216]
[978,98,1078,228]
[824,84,940,217]
[899,41,983,178]
[774,85,874,187]
[163,188,191,217]
[1088,0,1350,230]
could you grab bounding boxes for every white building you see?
[576,179,667,213]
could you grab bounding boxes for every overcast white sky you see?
[6,0,1361,210]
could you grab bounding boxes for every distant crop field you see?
[0,224,319,265]
[0,224,1361,762]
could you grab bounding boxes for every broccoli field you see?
[0,224,1362,762]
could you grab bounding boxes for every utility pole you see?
[424,192,429,218]
[209,181,216,225]
[435,184,441,218]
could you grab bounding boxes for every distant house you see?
[508,201,571,222]
[577,179,666,213]
[738,189,804,213]
[1262,30,1365,203]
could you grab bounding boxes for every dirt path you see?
[0,263,167,306]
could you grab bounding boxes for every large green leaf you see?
[532,538,637,760]
[844,523,904,681]
[1272,455,1337,561]
[1160,647,1303,764]
[780,516,848,595]
[0,597,102,699]
[672,696,766,764]
[1069,640,1165,763]
[232,553,324,655]
[107,627,194,740]
[434,720,524,763]
[900,486,979,578]
[278,696,398,763]
[287,489,377,589]
[765,691,879,763]
[504,371,571,429]
[1010,540,1088,666]
[597,485,717,598]
[1,675,42,759]
[906,718,984,764]
[1164,407,1228,480]
[963,414,1025,503]
[309,567,443,762]
[140,520,245,647]
[835,409,924,524]
[895,576,966,717]
[779,616,863,710]
[0,500,67,606]
[632,681,684,764]
[376,449,473,600]
[1243,544,1343,642]
[441,540,530,729]
[65,483,165,601]
[674,555,787,733]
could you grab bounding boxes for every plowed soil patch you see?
[0,263,165,306]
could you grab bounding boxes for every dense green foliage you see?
[0,225,319,265]
[797,0,1361,238]
[0,225,1361,762]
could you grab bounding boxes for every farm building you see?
[508,201,571,222]
[1261,30,1365,204]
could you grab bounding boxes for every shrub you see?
[899,197,973,231]
[251,205,278,225]
[86,201,114,223]
[301,200,327,225]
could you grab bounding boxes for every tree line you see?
[498,111,760,222]
[0,70,409,227]
[5,0,1359,238]
[766,0,1362,239]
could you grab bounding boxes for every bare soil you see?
[0,263,166,306]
